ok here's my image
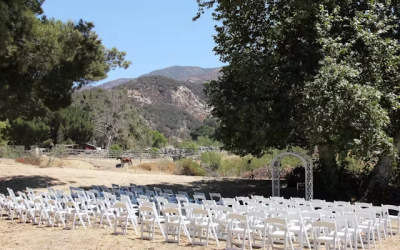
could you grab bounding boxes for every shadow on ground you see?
[80,178,305,199]
[0,175,66,194]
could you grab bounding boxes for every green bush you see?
[149,147,160,158]
[178,158,205,176]
[201,151,222,171]
[110,144,122,157]
[63,138,75,145]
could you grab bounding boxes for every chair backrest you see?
[154,187,162,196]
[247,211,266,226]
[176,196,189,205]
[269,209,289,217]
[177,191,191,200]
[236,196,251,205]
[266,217,289,229]
[382,204,400,214]
[335,214,359,229]
[247,202,261,207]
[163,189,174,196]
[139,194,149,200]
[164,203,180,209]
[283,200,298,208]
[318,210,333,219]
[193,194,206,204]
[222,199,239,207]
[299,205,314,212]
[146,190,156,197]
[301,212,321,223]
[142,201,156,207]
[312,221,337,233]
[270,203,287,210]
[253,206,270,214]
[291,197,305,202]
[202,200,217,207]
[227,213,248,228]
[139,205,158,221]
[334,201,350,206]
[209,192,222,202]
[136,198,148,206]
[163,207,182,221]
[355,202,372,208]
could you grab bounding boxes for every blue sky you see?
[42,0,224,85]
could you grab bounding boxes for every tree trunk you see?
[365,133,400,201]
[317,144,339,196]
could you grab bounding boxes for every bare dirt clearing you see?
[1,158,400,250]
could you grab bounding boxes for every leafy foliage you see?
[0,0,131,120]
[150,130,167,148]
[190,125,215,140]
[177,158,206,176]
[73,89,151,149]
[0,120,9,145]
[197,1,400,175]
[201,151,222,171]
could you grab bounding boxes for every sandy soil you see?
[1,158,400,250]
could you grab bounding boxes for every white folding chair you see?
[191,208,219,246]
[47,199,67,227]
[139,205,165,241]
[336,214,365,250]
[282,213,312,250]
[266,217,295,250]
[226,213,253,250]
[64,200,91,230]
[163,207,192,243]
[213,206,234,240]
[248,211,267,248]
[113,201,138,235]
[354,212,377,250]
[312,221,342,250]
[93,200,115,228]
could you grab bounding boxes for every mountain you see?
[140,66,221,82]
[80,78,135,91]
[114,76,209,138]
[186,68,222,83]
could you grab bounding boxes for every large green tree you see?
[196,0,400,192]
[0,0,131,120]
[73,89,151,149]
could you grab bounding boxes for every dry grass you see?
[1,158,400,250]
[135,161,176,174]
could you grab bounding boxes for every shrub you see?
[201,151,222,171]
[149,147,160,158]
[15,156,41,166]
[240,167,272,179]
[110,144,122,157]
[137,163,153,171]
[63,138,75,145]
[178,158,205,176]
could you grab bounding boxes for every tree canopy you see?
[197,0,400,164]
[0,0,131,120]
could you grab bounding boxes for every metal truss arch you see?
[271,152,313,200]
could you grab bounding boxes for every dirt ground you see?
[1,158,400,250]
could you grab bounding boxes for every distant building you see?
[82,143,98,150]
